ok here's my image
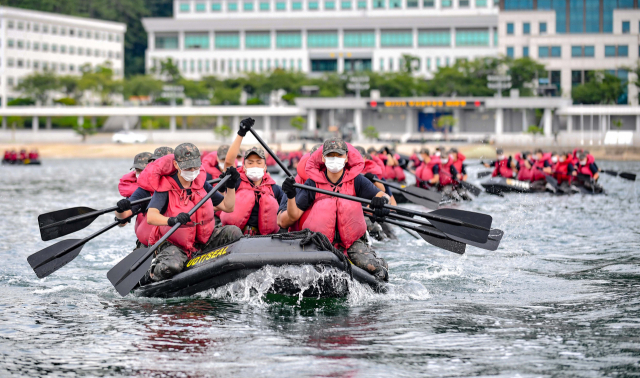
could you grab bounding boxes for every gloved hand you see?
[370,196,390,222]
[168,212,191,226]
[238,117,255,137]
[116,198,131,213]
[114,216,130,225]
[225,166,240,189]
[282,177,297,199]
[364,172,376,183]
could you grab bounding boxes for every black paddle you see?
[477,171,492,179]
[248,128,492,244]
[458,181,482,197]
[602,169,636,181]
[38,178,221,241]
[28,216,134,279]
[370,177,442,208]
[107,175,231,297]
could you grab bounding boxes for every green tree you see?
[290,116,306,138]
[572,71,624,104]
[363,125,379,141]
[79,63,121,105]
[74,118,96,142]
[504,57,547,97]
[401,54,421,74]
[156,57,182,83]
[57,75,82,102]
[436,115,456,141]
[15,71,59,105]
[213,124,232,142]
[123,75,163,99]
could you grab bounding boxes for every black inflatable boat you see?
[134,237,386,298]
[481,177,532,195]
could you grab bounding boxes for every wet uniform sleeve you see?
[294,179,317,211]
[354,175,381,200]
[450,165,459,176]
[567,163,575,174]
[204,181,224,207]
[148,191,169,214]
[543,160,551,168]
[272,184,284,204]
[380,178,393,197]
[461,164,467,174]
[432,165,440,174]
[278,194,288,214]
[588,163,598,175]
[128,187,152,214]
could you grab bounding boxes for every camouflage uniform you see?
[335,228,388,281]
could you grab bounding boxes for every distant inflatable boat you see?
[2,159,41,165]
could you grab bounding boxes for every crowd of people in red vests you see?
[2,148,40,164]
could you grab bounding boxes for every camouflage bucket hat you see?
[217,145,230,160]
[322,137,348,156]
[174,143,202,170]
[244,146,266,159]
[131,152,152,170]
[149,146,174,161]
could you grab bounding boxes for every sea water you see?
[0,158,639,377]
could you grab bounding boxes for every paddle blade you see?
[27,239,84,278]
[477,171,492,179]
[602,170,618,177]
[403,185,443,204]
[39,207,99,241]
[445,228,503,251]
[107,247,154,297]
[620,172,636,181]
[399,189,440,210]
[428,208,492,244]
[460,181,482,197]
[417,227,466,255]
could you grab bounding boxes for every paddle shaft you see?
[372,177,434,201]
[364,213,440,240]
[40,178,222,231]
[248,129,295,177]
[361,206,449,239]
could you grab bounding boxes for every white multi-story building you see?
[142,0,499,78]
[498,0,639,104]
[0,6,126,105]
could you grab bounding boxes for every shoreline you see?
[1,143,639,161]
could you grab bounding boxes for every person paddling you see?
[118,152,153,198]
[148,146,174,163]
[415,148,440,189]
[219,118,284,235]
[277,138,391,281]
[202,144,230,180]
[574,151,602,192]
[484,148,517,178]
[129,143,243,284]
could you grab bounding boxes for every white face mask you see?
[580,160,587,165]
[560,157,565,162]
[325,157,346,173]
[552,156,558,163]
[246,167,265,182]
[135,173,140,179]
[434,151,441,157]
[441,158,449,164]
[180,168,200,182]
[497,155,505,160]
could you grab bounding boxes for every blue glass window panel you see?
[212,2,222,10]
[618,0,633,8]
[506,46,514,58]
[475,0,487,6]
[584,45,594,57]
[618,69,628,82]
[493,30,497,45]
[276,32,302,48]
[358,0,367,7]
[538,46,549,57]
[179,2,190,12]
[551,46,561,57]
[407,0,419,7]
[622,21,630,33]
[537,0,551,9]
[456,29,489,46]
[504,0,532,9]
[418,30,451,46]
[276,2,287,9]
[228,2,238,10]
[215,33,240,48]
[554,0,566,33]
[342,0,352,8]
[390,0,401,7]
[311,59,337,72]
[155,35,178,49]
[605,45,616,56]
[442,0,452,7]
[540,22,547,33]
[523,23,530,34]
[569,0,584,33]
[244,2,254,10]
[309,1,319,8]
[184,33,210,49]
[195,3,206,11]
[344,31,376,47]
[585,0,600,32]
[618,45,628,57]
[373,0,385,7]
[603,0,614,32]
[523,46,529,57]
[325,1,336,8]
[507,23,514,35]
[292,1,303,8]
[245,32,270,48]
[307,31,339,47]
[424,0,434,5]
[260,2,270,9]
[380,30,413,47]
[571,45,582,57]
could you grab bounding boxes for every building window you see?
[358,0,367,7]
[307,31,338,47]
[571,70,582,86]
[7,39,14,48]
[179,2,190,11]
[459,0,469,6]
[33,23,39,32]
[621,21,630,34]
[571,45,582,57]
[194,2,205,11]
[569,0,584,33]
[156,34,179,49]
[539,22,547,34]
[276,1,287,9]
[216,32,240,48]
[342,0,352,8]
[7,20,14,29]
[246,31,271,48]
[390,0,401,7]
[506,23,514,35]
[418,30,450,46]
[78,29,83,37]
[618,45,628,57]
[229,2,238,10]
[584,45,594,57]
[52,44,58,52]
[309,1,319,9]
[538,46,549,57]
[523,46,529,57]
[504,0,533,9]
[212,2,222,10]
[260,2,270,10]
[33,42,39,51]
[475,0,486,6]
[61,45,66,53]
[311,59,337,72]
[276,31,302,49]
[325,1,336,9]
[293,1,303,8]
[550,46,561,57]
[456,29,489,46]
[424,0,434,6]
[344,30,376,47]
[78,47,83,55]
[380,30,412,47]
[605,45,616,57]
[442,0,452,6]
[244,2,254,10]
[185,33,210,49]
[7,58,14,67]
[506,46,514,58]
[523,22,530,34]
[373,0,385,8]
[407,0,418,7]
[426,57,431,70]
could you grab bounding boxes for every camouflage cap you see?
[131,152,152,170]
[310,144,322,154]
[419,148,430,155]
[174,143,201,170]
[322,137,348,156]
[217,145,230,161]
[244,146,266,159]
[367,147,377,154]
[354,146,366,157]
[149,146,174,161]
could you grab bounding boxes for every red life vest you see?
[362,159,383,177]
[416,160,437,186]
[553,160,573,184]
[517,164,534,182]
[19,151,27,160]
[220,171,280,235]
[409,153,420,168]
[296,153,311,184]
[201,152,223,178]
[439,156,455,186]
[118,171,139,197]
[299,145,367,251]
[492,158,513,178]
[138,154,215,257]
[370,155,386,179]
[532,153,552,171]
[379,155,396,180]
[393,166,406,182]
[577,162,594,177]
[453,153,466,174]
